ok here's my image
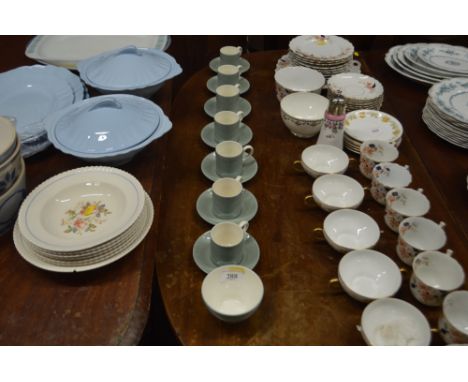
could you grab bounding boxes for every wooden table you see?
[0,36,171,345]
[155,50,468,345]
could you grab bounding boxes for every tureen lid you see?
[78,45,182,90]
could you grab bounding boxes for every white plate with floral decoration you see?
[17,166,145,252]
[327,73,383,101]
[344,110,403,143]
[289,35,354,61]
[428,77,468,124]
[14,192,153,272]
[417,44,468,74]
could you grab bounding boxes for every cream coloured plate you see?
[17,166,145,252]
[14,193,153,272]
[345,110,403,143]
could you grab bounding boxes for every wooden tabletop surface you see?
[0,36,171,345]
[0,38,466,345]
[155,49,468,345]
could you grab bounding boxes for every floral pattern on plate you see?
[62,201,111,235]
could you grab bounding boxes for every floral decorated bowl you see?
[280,92,329,138]
[359,140,398,179]
[410,251,465,307]
[274,66,325,101]
[371,162,412,205]
[0,134,21,197]
[201,265,264,323]
[17,166,145,252]
[0,157,26,235]
[438,291,468,344]
[359,298,431,345]
[384,188,430,233]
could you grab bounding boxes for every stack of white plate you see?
[344,110,404,154]
[385,43,468,85]
[0,65,87,157]
[422,77,468,149]
[288,35,354,78]
[327,73,384,111]
[13,166,154,272]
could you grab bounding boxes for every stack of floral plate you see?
[327,73,384,111]
[288,35,354,78]
[385,43,468,85]
[344,110,404,154]
[0,65,87,157]
[13,166,154,272]
[422,77,468,149]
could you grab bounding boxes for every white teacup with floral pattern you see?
[410,251,465,307]
[438,291,468,344]
[384,188,430,233]
[371,162,412,205]
[359,140,399,179]
[396,217,447,265]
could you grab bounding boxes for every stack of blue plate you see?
[0,65,87,157]
[77,45,182,98]
[45,94,171,165]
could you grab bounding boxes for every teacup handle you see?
[304,195,317,208]
[243,145,254,157]
[399,267,410,280]
[439,221,446,229]
[238,220,249,232]
[236,111,245,121]
[313,227,325,241]
[293,160,304,172]
[417,188,424,193]
[235,175,243,183]
[445,249,454,256]
[237,46,243,54]
[329,278,342,291]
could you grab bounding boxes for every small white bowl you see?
[439,290,468,344]
[359,298,431,346]
[201,265,264,323]
[338,250,402,303]
[280,92,329,138]
[399,217,447,252]
[323,209,380,253]
[312,174,364,211]
[386,188,430,217]
[300,144,349,178]
[0,157,26,235]
[274,67,325,100]
[372,162,412,189]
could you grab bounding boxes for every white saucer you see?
[200,122,253,148]
[207,76,250,94]
[201,152,258,183]
[193,231,260,273]
[196,188,258,225]
[209,57,250,74]
[204,97,251,118]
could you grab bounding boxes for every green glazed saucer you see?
[193,231,260,274]
[204,97,251,118]
[196,188,258,225]
[200,122,253,148]
[209,57,250,74]
[201,152,258,183]
[206,76,250,94]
